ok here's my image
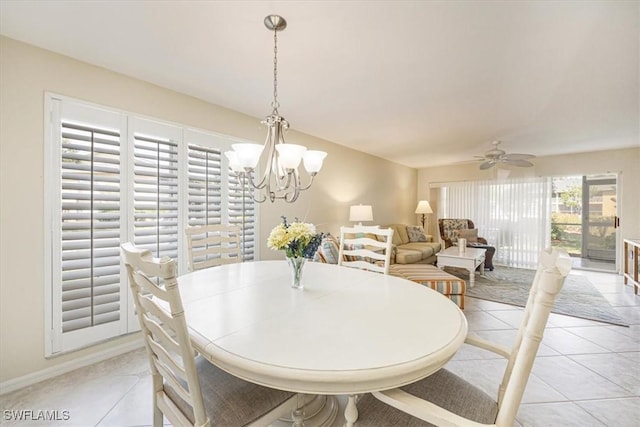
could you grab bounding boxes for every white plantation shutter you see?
[187,144,222,226]
[47,98,129,354]
[132,133,180,261]
[185,135,257,262]
[60,122,122,333]
[228,172,256,260]
[46,96,259,355]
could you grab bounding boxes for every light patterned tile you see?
[484,309,524,328]
[569,353,640,394]
[547,313,606,328]
[576,397,640,427]
[564,325,640,352]
[517,402,606,426]
[465,297,517,311]
[542,329,610,354]
[532,356,630,400]
[0,375,139,426]
[464,311,513,331]
[474,329,560,357]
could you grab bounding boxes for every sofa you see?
[382,224,441,265]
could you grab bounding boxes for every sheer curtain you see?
[438,177,552,269]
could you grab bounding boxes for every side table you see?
[468,243,496,270]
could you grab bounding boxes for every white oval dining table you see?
[179,260,468,426]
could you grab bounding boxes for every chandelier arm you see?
[284,171,302,203]
[297,173,317,192]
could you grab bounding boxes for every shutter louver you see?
[228,168,255,261]
[60,122,121,333]
[133,135,179,262]
[187,144,222,227]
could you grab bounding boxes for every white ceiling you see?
[1,1,638,168]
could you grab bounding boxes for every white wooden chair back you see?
[338,225,394,275]
[121,243,209,427]
[370,247,572,427]
[185,224,241,272]
[493,247,572,425]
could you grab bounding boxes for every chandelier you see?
[225,15,327,203]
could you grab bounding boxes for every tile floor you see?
[1,270,638,426]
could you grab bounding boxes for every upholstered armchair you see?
[438,218,488,249]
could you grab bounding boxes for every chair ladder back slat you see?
[186,224,242,272]
[157,392,195,427]
[132,270,172,303]
[137,293,179,331]
[153,355,193,405]
[338,225,394,275]
[142,315,185,365]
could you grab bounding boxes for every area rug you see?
[446,266,628,327]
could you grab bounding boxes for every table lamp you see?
[349,204,373,226]
[415,200,433,230]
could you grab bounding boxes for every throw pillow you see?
[457,228,479,243]
[406,225,427,242]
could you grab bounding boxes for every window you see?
[45,95,257,355]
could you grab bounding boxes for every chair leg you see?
[152,373,163,427]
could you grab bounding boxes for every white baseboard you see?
[0,340,143,396]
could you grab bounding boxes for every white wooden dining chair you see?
[338,225,394,275]
[121,243,295,427]
[355,247,572,427]
[185,224,242,272]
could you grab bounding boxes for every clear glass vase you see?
[287,256,306,289]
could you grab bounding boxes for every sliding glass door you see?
[583,175,618,264]
[551,174,618,271]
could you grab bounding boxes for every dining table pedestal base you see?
[274,394,339,427]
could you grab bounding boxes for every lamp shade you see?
[232,143,264,169]
[275,144,307,169]
[302,150,328,174]
[349,204,373,223]
[415,200,433,214]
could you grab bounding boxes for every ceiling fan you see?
[475,141,535,170]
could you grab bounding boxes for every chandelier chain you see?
[272,29,280,112]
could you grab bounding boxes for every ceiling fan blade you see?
[479,160,496,170]
[504,159,534,167]
[503,153,535,160]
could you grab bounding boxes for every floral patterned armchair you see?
[438,218,488,249]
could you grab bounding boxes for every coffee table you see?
[436,246,486,287]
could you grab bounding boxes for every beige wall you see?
[417,147,640,247]
[0,36,417,383]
